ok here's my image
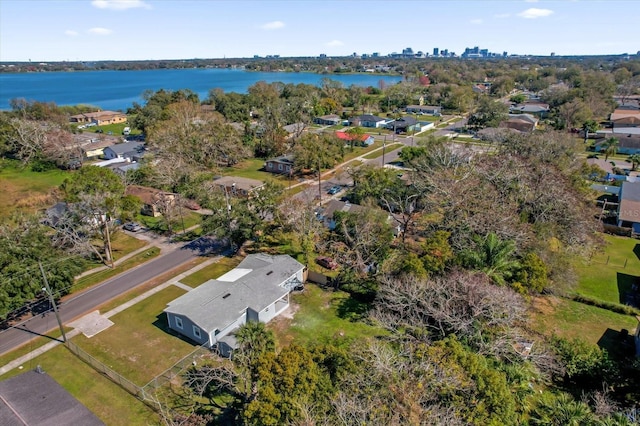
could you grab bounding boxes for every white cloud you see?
[518,8,554,18]
[65,30,79,36]
[326,40,344,47]
[91,0,151,10]
[88,27,113,35]
[470,18,483,24]
[494,13,510,18]
[260,21,285,30]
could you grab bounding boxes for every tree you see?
[460,233,520,286]
[345,126,365,151]
[60,166,127,265]
[467,96,509,130]
[601,137,619,161]
[0,215,83,321]
[529,392,594,426]
[292,132,344,172]
[629,153,640,171]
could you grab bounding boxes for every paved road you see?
[0,237,222,356]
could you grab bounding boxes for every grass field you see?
[0,159,70,216]
[576,234,640,305]
[73,285,197,386]
[530,296,638,355]
[0,344,157,424]
[269,283,386,348]
[361,143,403,159]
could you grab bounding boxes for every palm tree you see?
[628,153,640,171]
[235,321,275,363]
[529,392,594,426]
[462,233,520,285]
[602,137,619,161]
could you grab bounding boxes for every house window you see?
[278,164,283,171]
[175,317,183,329]
[268,163,273,169]
[193,325,201,339]
[285,165,291,171]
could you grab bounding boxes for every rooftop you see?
[165,254,304,333]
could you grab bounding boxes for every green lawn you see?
[73,247,161,292]
[0,345,157,425]
[530,296,638,354]
[73,285,197,386]
[180,256,242,288]
[137,210,202,234]
[576,234,640,305]
[0,159,70,216]
[361,143,403,159]
[271,283,386,348]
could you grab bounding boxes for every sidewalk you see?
[0,256,221,376]
[75,223,201,280]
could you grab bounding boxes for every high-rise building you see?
[433,47,439,57]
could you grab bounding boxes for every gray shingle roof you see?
[105,141,144,156]
[0,369,104,426]
[165,254,304,333]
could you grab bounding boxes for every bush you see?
[570,293,640,316]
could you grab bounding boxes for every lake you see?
[0,68,403,111]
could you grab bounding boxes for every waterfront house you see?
[69,110,127,126]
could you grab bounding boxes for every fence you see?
[142,343,213,394]
[65,341,160,410]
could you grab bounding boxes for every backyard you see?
[530,233,640,356]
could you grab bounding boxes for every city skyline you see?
[1,0,639,62]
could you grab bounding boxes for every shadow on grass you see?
[617,272,640,307]
[335,296,372,322]
[634,244,640,261]
[597,327,635,359]
[152,313,200,347]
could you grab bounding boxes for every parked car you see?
[327,185,342,195]
[123,222,142,232]
[316,256,338,270]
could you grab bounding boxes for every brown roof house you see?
[213,176,265,197]
[69,110,127,126]
[499,114,538,133]
[265,155,295,175]
[125,185,176,217]
[611,109,640,128]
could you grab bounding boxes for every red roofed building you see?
[335,131,374,146]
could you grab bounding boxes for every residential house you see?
[314,114,341,125]
[103,141,144,160]
[164,253,305,356]
[385,116,421,134]
[0,369,105,426]
[283,122,306,139]
[405,105,442,115]
[316,199,367,230]
[499,114,538,133]
[335,131,374,146]
[349,114,389,128]
[610,108,640,129]
[213,176,265,197]
[107,161,141,177]
[125,185,176,217]
[69,110,127,126]
[595,134,640,155]
[509,102,550,118]
[265,155,295,174]
[617,181,640,232]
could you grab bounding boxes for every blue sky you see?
[1,0,638,61]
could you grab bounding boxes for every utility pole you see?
[382,135,386,166]
[39,261,66,343]
[318,158,322,205]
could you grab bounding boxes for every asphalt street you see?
[0,237,221,356]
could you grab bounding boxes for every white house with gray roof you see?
[164,254,305,356]
[103,141,144,160]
